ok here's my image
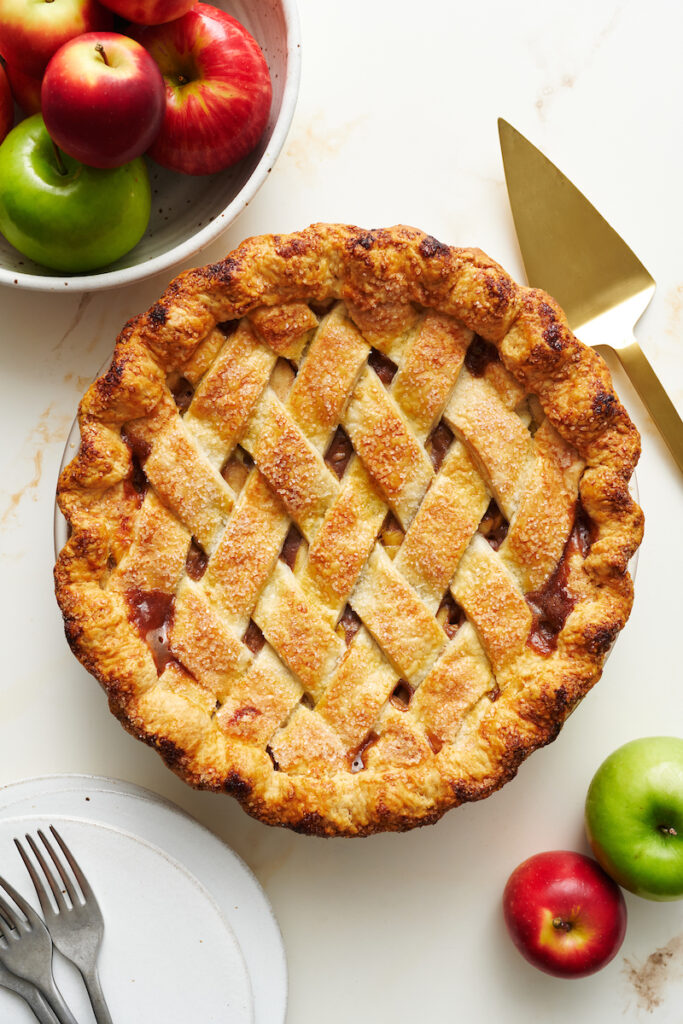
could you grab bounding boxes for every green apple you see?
[0,113,151,273]
[585,736,683,901]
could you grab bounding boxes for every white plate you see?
[0,775,287,1024]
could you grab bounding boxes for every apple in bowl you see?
[0,0,113,77]
[97,0,195,23]
[132,2,272,175]
[0,114,151,272]
[41,31,165,168]
[585,736,683,901]
[503,850,627,978]
[0,0,300,290]
[3,61,43,115]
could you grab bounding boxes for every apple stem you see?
[95,42,110,67]
[552,917,573,933]
[51,141,67,176]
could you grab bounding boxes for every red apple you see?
[0,0,113,78]
[503,850,627,978]
[3,61,42,115]
[42,32,165,168]
[98,0,195,24]
[0,62,12,143]
[132,3,272,175]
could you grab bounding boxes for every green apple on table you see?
[585,736,683,901]
[0,113,151,272]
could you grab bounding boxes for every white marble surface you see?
[1,2,683,1021]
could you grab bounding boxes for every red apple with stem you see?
[0,0,113,78]
[97,0,195,24]
[0,62,12,143]
[503,850,627,978]
[132,3,272,175]
[4,61,42,115]
[42,32,165,168]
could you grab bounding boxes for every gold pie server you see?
[499,118,683,474]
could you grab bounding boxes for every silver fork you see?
[0,960,59,1024]
[16,827,113,1024]
[0,875,78,1024]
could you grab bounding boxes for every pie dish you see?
[55,223,644,836]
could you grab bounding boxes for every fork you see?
[16,827,113,1024]
[0,875,78,1024]
[0,960,59,1024]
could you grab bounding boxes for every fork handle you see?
[25,989,59,1024]
[4,982,59,1024]
[40,979,80,1024]
[81,965,113,1024]
[615,337,683,473]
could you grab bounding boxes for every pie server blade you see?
[498,117,683,474]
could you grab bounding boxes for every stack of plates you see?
[0,775,287,1023]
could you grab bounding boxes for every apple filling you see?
[324,426,354,480]
[243,620,266,655]
[350,731,379,773]
[221,450,252,493]
[368,349,398,387]
[185,539,208,581]
[426,421,455,472]
[436,592,465,639]
[121,427,150,505]
[169,374,194,413]
[390,681,413,710]
[526,503,596,655]
[379,512,404,560]
[478,499,509,550]
[126,587,176,674]
[464,335,500,377]
[339,605,362,646]
[280,524,304,572]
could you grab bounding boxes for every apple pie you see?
[55,224,643,836]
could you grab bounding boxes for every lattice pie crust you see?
[55,225,643,836]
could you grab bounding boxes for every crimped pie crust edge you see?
[54,223,644,836]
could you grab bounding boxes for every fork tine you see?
[30,835,72,910]
[0,894,16,928]
[15,837,62,917]
[0,876,42,930]
[48,826,95,903]
[0,894,19,936]
[38,830,80,906]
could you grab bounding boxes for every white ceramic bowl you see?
[0,0,301,292]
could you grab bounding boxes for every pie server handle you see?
[612,335,683,473]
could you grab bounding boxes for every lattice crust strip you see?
[55,224,643,836]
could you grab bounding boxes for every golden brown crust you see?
[55,224,643,837]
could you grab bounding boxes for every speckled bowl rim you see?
[0,0,301,294]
